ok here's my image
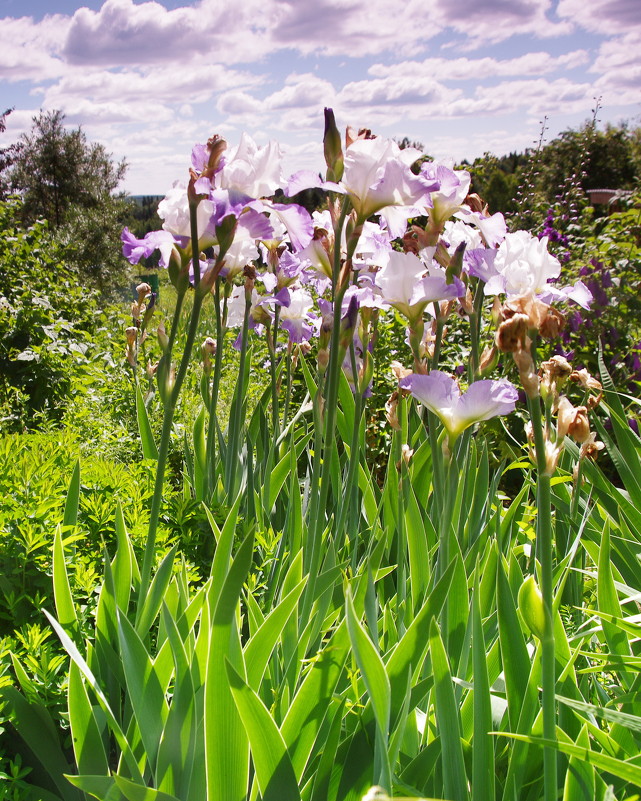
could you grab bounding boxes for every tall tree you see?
[8,110,133,293]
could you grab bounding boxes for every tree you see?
[0,107,18,199]
[8,110,133,293]
[537,121,638,196]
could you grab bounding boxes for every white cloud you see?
[0,14,69,80]
[368,51,589,82]
[265,74,336,109]
[216,91,263,116]
[39,63,261,108]
[589,31,641,96]
[557,0,641,35]
[62,0,274,66]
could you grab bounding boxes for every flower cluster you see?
[121,108,596,449]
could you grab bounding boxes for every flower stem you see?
[526,388,557,801]
[205,278,224,500]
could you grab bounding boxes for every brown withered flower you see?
[496,313,529,353]
[556,397,591,443]
[513,345,540,398]
[391,361,413,384]
[580,432,605,461]
[539,306,565,339]
[464,193,489,216]
[345,126,374,148]
[540,355,573,400]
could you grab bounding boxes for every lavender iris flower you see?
[121,228,177,268]
[400,370,519,441]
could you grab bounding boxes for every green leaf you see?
[386,557,455,725]
[204,530,254,801]
[112,503,134,611]
[113,775,181,801]
[597,521,633,688]
[497,556,531,730]
[68,661,109,777]
[135,545,178,635]
[0,686,82,801]
[53,524,78,629]
[117,610,169,778]
[345,587,390,739]
[405,483,429,612]
[44,610,144,784]
[156,605,197,798]
[63,459,81,530]
[309,700,345,801]
[281,621,350,782]
[65,774,121,801]
[345,586,391,789]
[244,578,306,690]
[136,385,158,460]
[429,619,470,801]
[192,406,207,502]
[471,579,494,801]
[503,733,641,788]
[562,725,594,801]
[226,661,301,801]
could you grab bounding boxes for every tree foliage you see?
[7,110,133,293]
[466,120,641,220]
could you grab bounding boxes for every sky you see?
[1,0,640,195]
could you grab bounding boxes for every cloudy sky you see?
[1,0,640,195]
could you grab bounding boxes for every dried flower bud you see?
[503,294,549,332]
[543,355,573,381]
[385,391,401,431]
[540,354,573,401]
[345,126,374,148]
[465,193,488,216]
[580,432,604,461]
[539,307,565,339]
[201,336,216,376]
[479,344,499,376]
[362,787,389,801]
[543,439,563,476]
[401,443,413,465]
[157,321,169,352]
[391,361,412,384]
[496,314,528,353]
[491,297,503,326]
[571,368,602,393]
[557,396,590,443]
[513,346,539,397]
[396,442,414,470]
[146,360,158,379]
[436,300,455,322]
[206,134,227,172]
[131,301,141,322]
[568,406,590,443]
[136,282,152,305]
[125,327,137,347]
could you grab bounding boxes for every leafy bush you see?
[0,199,103,430]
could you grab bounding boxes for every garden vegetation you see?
[0,107,640,801]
